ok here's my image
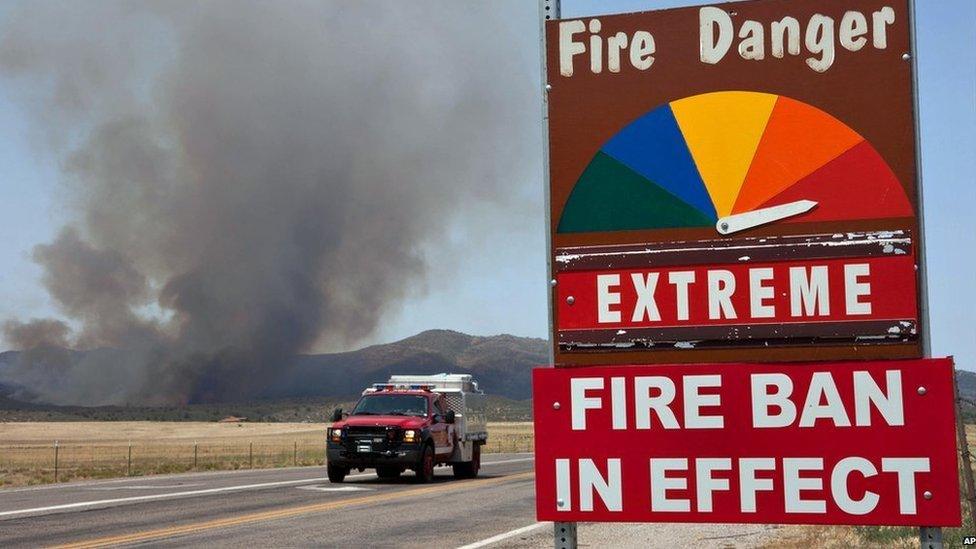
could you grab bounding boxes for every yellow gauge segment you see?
[670,91,777,217]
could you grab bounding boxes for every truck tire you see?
[327,463,348,483]
[452,443,481,479]
[376,466,400,480]
[414,444,435,483]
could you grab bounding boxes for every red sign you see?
[557,248,918,349]
[533,358,959,526]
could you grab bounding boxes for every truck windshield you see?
[351,395,428,417]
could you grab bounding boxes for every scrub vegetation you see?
[0,393,533,423]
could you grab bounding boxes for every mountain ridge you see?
[4,331,974,419]
[264,329,548,401]
[0,329,548,405]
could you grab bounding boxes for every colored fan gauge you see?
[557,91,913,234]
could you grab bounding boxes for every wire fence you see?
[0,440,327,486]
[0,426,534,487]
[482,433,534,454]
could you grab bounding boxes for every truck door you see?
[431,396,453,456]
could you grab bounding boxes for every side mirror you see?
[445,410,456,424]
[330,408,343,422]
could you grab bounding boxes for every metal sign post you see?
[907,0,942,545]
[539,1,574,548]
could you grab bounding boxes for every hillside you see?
[956,369,976,421]
[262,330,547,401]
[0,330,546,417]
[5,333,972,423]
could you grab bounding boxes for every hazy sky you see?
[1,0,973,369]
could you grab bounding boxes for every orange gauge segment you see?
[732,96,865,214]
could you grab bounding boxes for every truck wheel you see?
[452,443,481,479]
[376,466,400,480]
[414,444,435,483]
[327,463,348,483]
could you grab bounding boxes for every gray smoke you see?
[0,1,539,405]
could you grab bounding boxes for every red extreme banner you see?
[555,254,918,349]
[533,359,960,526]
[557,255,917,330]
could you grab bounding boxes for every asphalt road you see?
[0,453,537,548]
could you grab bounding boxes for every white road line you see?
[297,486,373,492]
[0,453,534,494]
[0,477,334,518]
[456,522,550,549]
[0,465,319,494]
[478,457,533,466]
[88,484,205,491]
[0,455,532,519]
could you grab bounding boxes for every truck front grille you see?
[342,426,401,453]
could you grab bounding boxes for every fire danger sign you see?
[536,0,960,532]
[544,0,924,364]
[533,359,960,526]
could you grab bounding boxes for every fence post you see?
[127,443,132,476]
[249,441,253,469]
[955,386,976,528]
[194,442,198,469]
[54,440,59,483]
[294,441,297,466]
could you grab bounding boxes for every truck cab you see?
[326,374,487,483]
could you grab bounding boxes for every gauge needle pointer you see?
[716,200,818,235]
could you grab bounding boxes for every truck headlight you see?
[329,428,343,443]
[403,429,417,443]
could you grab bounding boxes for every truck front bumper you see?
[326,444,422,468]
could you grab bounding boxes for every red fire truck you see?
[326,374,487,483]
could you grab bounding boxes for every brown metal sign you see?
[545,0,922,365]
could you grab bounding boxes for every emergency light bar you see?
[368,383,433,392]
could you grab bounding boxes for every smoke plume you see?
[0,1,539,405]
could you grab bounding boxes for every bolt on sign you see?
[545,0,924,364]
[533,359,960,525]
[536,0,961,530]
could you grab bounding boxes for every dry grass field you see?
[0,421,533,487]
[481,422,533,454]
[2,420,971,546]
[0,421,328,445]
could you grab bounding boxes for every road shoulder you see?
[497,522,787,548]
